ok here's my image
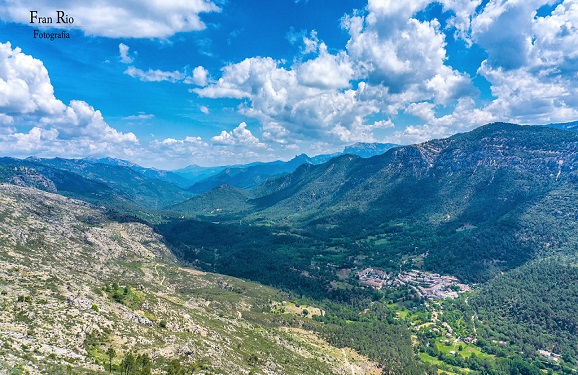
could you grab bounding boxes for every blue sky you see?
[0,0,576,168]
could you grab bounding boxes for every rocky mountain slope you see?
[23,158,195,209]
[0,184,380,374]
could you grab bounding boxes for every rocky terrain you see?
[0,184,379,374]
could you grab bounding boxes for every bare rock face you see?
[8,167,57,192]
[66,296,94,310]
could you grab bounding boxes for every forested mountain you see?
[187,154,315,194]
[176,123,578,282]
[0,158,118,201]
[186,143,398,194]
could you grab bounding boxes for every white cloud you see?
[148,133,277,168]
[302,30,320,55]
[479,61,578,123]
[405,102,436,122]
[123,113,154,121]
[395,98,497,143]
[193,0,479,147]
[0,42,137,158]
[0,1,220,38]
[195,57,382,145]
[212,122,264,146]
[471,0,542,69]
[439,0,483,46]
[200,105,210,114]
[119,43,133,64]
[124,66,185,83]
[0,42,65,116]
[343,2,473,101]
[159,136,205,146]
[45,100,138,143]
[361,0,578,143]
[469,1,578,124]
[0,113,13,125]
[187,66,209,86]
[296,43,354,89]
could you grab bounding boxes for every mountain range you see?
[2,123,578,374]
[183,143,398,194]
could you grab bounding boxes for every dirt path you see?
[342,348,355,375]
[154,263,165,286]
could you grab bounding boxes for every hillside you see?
[168,184,254,216]
[186,143,398,195]
[93,157,192,188]
[28,158,195,209]
[177,123,578,282]
[159,123,578,367]
[0,158,194,210]
[0,184,384,374]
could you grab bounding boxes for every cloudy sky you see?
[0,0,577,168]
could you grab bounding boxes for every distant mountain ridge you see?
[185,142,399,194]
[544,120,578,131]
[93,157,192,188]
[0,157,195,210]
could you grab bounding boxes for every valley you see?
[1,123,577,374]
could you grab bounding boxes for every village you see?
[356,268,471,299]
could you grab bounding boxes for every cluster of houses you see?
[356,268,470,299]
[357,268,391,289]
[395,270,471,299]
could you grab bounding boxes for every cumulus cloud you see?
[405,102,436,122]
[195,57,381,145]
[343,0,473,100]
[187,66,209,86]
[469,1,578,125]
[0,42,137,158]
[0,0,220,38]
[0,113,14,126]
[149,131,277,168]
[472,0,541,69]
[200,106,210,114]
[124,63,208,85]
[0,42,65,116]
[437,0,483,46]
[391,97,497,143]
[212,122,264,147]
[296,43,354,89]
[193,0,479,146]
[380,0,578,144]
